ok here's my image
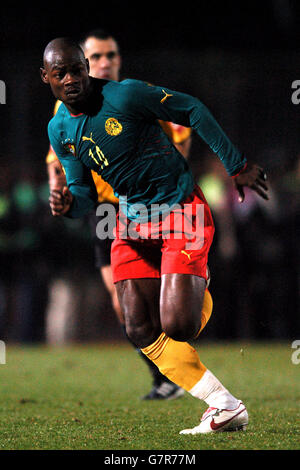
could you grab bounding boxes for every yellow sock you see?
[141,333,207,391]
[194,289,213,338]
[141,289,213,391]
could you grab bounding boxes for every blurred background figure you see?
[197,151,299,340]
[45,30,121,347]
[0,161,16,340]
[0,161,48,343]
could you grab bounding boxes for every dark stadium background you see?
[0,1,299,343]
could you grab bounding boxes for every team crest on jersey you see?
[63,139,76,156]
[105,117,123,136]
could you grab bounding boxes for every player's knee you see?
[162,316,199,342]
[126,322,160,349]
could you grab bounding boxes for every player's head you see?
[79,29,121,81]
[40,37,90,106]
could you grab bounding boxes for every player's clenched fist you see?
[49,186,73,216]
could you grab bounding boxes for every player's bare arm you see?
[47,159,67,191]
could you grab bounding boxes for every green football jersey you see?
[48,78,246,219]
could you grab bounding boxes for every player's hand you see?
[233,163,269,202]
[47,160,67,191]
[49,186,73,216]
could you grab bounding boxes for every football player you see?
[46,29,192,400]
[41,38,268,434]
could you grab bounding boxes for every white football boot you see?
[180,401,248,435]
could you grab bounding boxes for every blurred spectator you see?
[0,161,17,339]
[274,153,300,336]
[0,160,93,343]
[198,155,241,339]
[198,153,299,340]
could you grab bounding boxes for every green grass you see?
[0,342,299,450]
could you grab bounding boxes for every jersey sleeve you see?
[120,80,246,177]
[48,121,98,218]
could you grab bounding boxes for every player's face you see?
[83,37,121,81]
[41,49,90,106]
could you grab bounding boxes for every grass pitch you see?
[0,341,298,451]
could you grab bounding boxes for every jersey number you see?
[89,146,109,170]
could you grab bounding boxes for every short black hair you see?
[79,29,120,50]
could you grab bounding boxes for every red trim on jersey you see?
[231,162,248,178]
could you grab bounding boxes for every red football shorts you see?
[111,185,215,283]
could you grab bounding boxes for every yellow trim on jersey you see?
[91,171,119,204]
[53,100,62,115]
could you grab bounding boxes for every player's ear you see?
[40,67,49,84]
[85,58,90,75]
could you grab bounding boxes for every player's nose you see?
[99,56,111,67]
[64,72,79,85]
[64,76,81,96]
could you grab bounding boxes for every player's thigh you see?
[160,273,206,341]
[159,186,213,340]
[115,278,162,348]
